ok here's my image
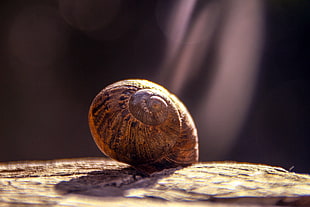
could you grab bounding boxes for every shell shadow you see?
[55,166,180,197]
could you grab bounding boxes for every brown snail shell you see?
[88,79,198,173]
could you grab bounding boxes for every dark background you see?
[0,0,309,173]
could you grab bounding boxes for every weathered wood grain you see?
[0,158,309,206]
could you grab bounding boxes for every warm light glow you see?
[157,0,264,159]
[199,0,264,159]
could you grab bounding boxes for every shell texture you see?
[88,79,198,173]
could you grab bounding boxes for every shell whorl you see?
[129,89,168,125]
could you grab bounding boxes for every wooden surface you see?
[0,158,310,206]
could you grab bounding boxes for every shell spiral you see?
[88,79,198,173]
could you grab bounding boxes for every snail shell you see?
[88,79,198,173]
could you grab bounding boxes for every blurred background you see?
[0,0,309,173]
